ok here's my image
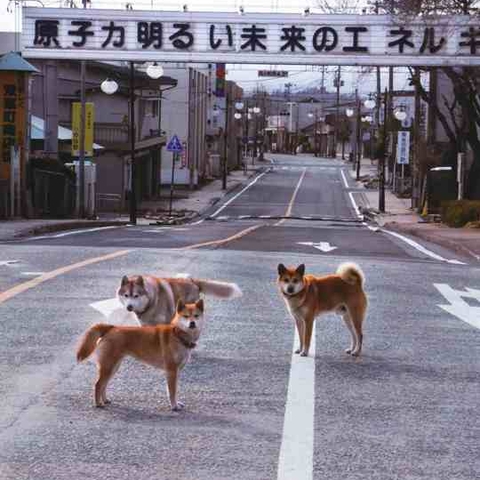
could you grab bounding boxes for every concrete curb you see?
[1,220,129,242]
[383,221,480,262]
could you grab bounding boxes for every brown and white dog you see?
[77,299,205,411]
[277,263,368,357]
[117,275,241,326]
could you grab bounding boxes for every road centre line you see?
[382,229,466,264]
[277,323,316,480]
[210,170,268,218]
[177,224,262,250]
[0,250,131,305]
[275,167,307,226]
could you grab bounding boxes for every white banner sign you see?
[396,131,410,165]
[21,8,480,66]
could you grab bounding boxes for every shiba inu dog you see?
[77,299,205,411]
[117,275,241,326]
[277,263,367,357]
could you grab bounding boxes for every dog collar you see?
[173,327,197,349]
[282,288,304,299]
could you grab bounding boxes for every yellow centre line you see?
[0,249,132,305]
[177,224,262,250]
[275,167,307,226]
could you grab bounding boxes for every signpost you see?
[166,134,183,216]
[71,102,94,157]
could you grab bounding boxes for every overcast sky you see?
[1,0,412,96]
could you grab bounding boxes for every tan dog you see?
[277,263,367,357]
[117,275,241,326]
[77,299,205,411]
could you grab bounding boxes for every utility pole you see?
[355,89,362,180]
[413,68,421,210]
[222,89,229,190]
[314,109,319,158]
[259,91,266,161]
[78,0,88,218]
[379,88,388,213]
[79,61,86,218]
[334,66,341,159]
[129,62,137,225]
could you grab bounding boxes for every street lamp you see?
[146,62,164,80]
[101,62,163,225]
[394,107,407,121]
[100,78,118,95]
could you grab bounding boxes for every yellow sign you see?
[72,102,94,157]
[0,72,25,180]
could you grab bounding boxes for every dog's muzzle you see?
[189,321,196,329]
[287,286,295,294]
[126,305,134,312]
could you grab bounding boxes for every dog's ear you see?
[134,275,144,287]
[296,264,305,276]
[196,299,204,312]
[176,299,185,313]
[121,275,129,286]
[277,263,287,276]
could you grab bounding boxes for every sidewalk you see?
[348,159,480,262]
[0,166,263,242]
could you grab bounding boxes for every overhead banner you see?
[21,8,480,66]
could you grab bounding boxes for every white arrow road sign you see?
[434,283,480,330]
[0,260,19,266]
[297,241,338,253]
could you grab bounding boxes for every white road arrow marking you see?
[0,260,19,266]
[297,241,338,253]
[434,283,480,330]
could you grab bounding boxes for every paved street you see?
[1,154,479,480]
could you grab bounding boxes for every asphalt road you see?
[0,154,479,480]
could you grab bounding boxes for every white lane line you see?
[21,272,45,276]
[348,192,362,218]
[340,170,362,219]
[25,226,121,240]
[210,170,268,218]
[340,169,350,189]
[189,219,205,226]
[277,323,316,480]
[382,229,466,264]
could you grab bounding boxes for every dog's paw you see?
[345,348,352,355]
[350,351,360,357]
[300,351,308,357]
[103,398,111,404]
[294,348,301,354]
[171,401,185,412]
[95,403,105,408]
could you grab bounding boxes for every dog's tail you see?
[337,263,365,287]
[195,279,242,299]
[76,324,115,362]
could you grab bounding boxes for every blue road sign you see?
[166,134,183,153]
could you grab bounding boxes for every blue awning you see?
[0,52,38,73]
